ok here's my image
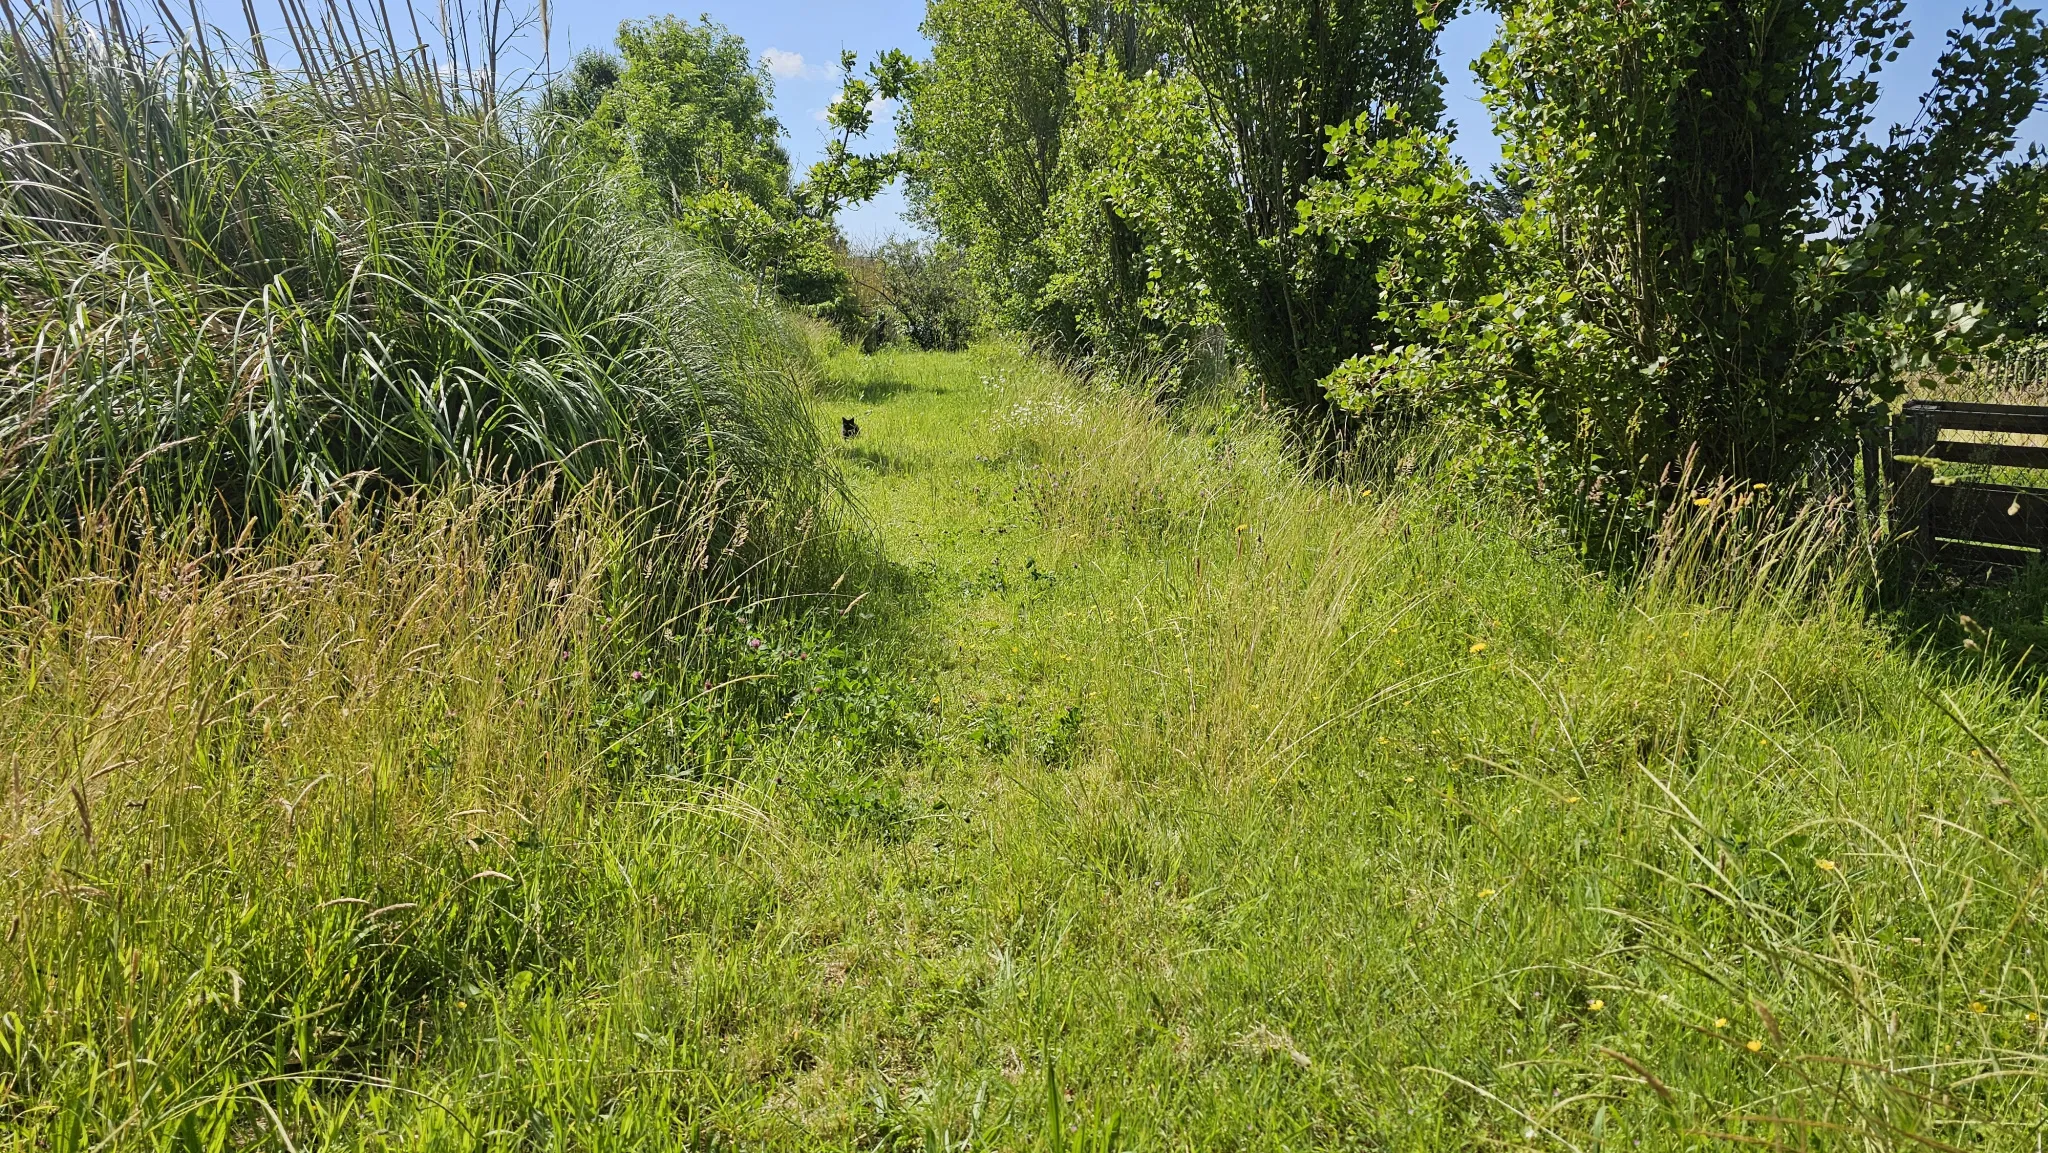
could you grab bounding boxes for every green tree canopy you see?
[904,0,1444,399]
[572,16,793,215]
[1304,0,2047,506]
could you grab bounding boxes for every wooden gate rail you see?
[1890,399,2048,567]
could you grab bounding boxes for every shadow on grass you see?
[823,375,946,405]
[840,444,916,477]
[1890,557,2048,684]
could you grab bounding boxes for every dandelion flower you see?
[1478,888,1496,898]
[1469,641,1488,654]
[1588,999,1605,1012]
[1971,1002,1988,1014]
[1564,796,1582,804]
[2027,1012,2039,1022]
[1693,497,1712,508]
[1714,1018,1729,1029]
[1753,482,1769,491]
[1817,858,1836,872]
[931,695,942,704]
[1746,1039,1764,1052]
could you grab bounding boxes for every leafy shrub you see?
[1303,0,2043,517]
[847,239,982,351]
[680,189,880,346]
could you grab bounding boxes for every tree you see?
[901,0,1158,347]
[571,16,792,214]
[1307,0,2046,505]
[545,21,912,343]
[906,0,1445,398]
[796,49,917,221]
[540,49,622,119]
[1924,159,2048,332]
[1064,0,1445,402]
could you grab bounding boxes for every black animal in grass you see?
[842,416,861,440]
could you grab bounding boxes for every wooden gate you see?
[1890,399,2048,567]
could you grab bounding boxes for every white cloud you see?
[761,48,807,78]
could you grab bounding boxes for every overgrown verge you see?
[0,6,903,1141]
[0,1,831,575]
[0,476,931,1148]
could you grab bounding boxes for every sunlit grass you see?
[6,332,2048,1147]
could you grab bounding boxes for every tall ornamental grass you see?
[0,0,833,576]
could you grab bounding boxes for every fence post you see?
[1887,404,1937,575]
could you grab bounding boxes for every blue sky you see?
[1433,0,2048,179]
[226,1,2046,241]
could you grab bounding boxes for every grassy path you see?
[773,344,2048,1149]
[6,344,2044,1151]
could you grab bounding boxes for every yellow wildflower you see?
[1714,1018,1729,1029]
[1588,999,1605,1012]
[1746,1039,1764,1052]
[1469,641,1488,654]
[1816,858,1837,872]
[1693,497,1712,508]
[1971,1002,1988,1014]
[1564,796,1582,804]
[1478,888,1496,898]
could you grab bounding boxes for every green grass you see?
[0,1,831,575]
[6,341,2048,1149]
